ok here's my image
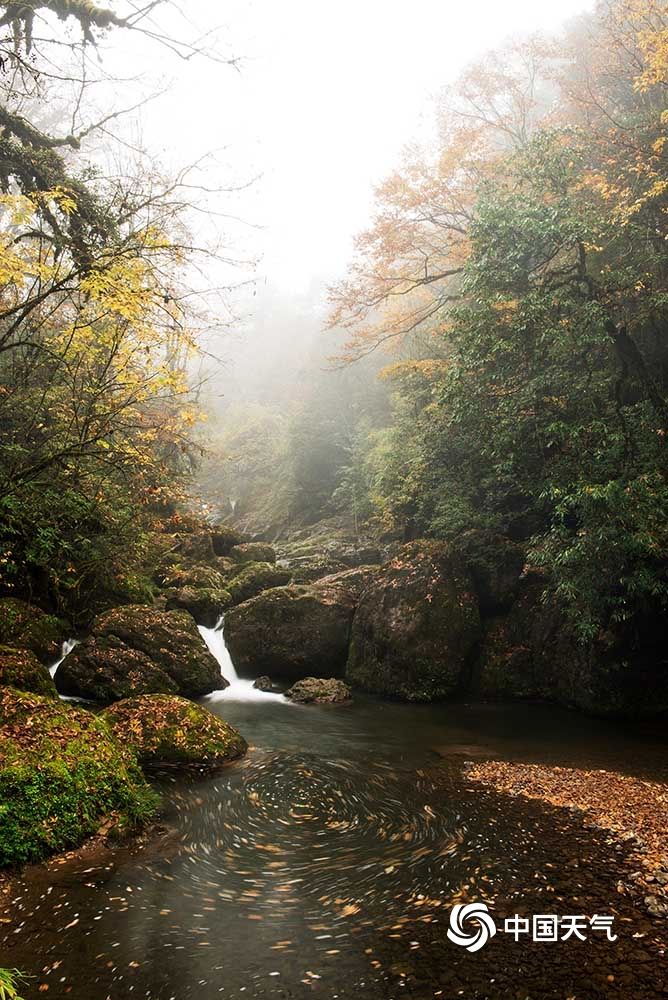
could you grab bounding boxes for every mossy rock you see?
[227,562,291,605]
[286,677,351,704]
[0,688,157,867]
[0,646,57,698]
[164,587,232,627]
[102,694,247,769]
[161,564,226,590]
[0,598,69,664]
[225,580,358,680]
[55,606,227,702]
[211,524,247,557]
[346,541,481,702]
[229,542,276,565]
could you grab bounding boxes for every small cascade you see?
[198,615,287,704]
[49,638,79,678]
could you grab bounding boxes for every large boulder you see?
[286,677,351,704]
[229,542,277,565]
[225,579,358,680]
[102,694,247,769]
[346,541,481,702]
[226,562,291,605]
[163,587,231,627]
[452,529,525,614]
[55,606,227,702]
[0,597,68,664]
[0,646,57,698]
[315,565,379,602]
[0,688,157,866]
[476,570,668,716]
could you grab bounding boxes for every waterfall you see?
[198,615,287,704]
[49,638,79,678]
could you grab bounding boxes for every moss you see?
[0,689,158,867]
[226,561,291,605]
[0,598,69,663]
[211,524,247,556]
[0,645,57,697]
[102,694,247,769]
[164,586,232,626]
[229,542,276,565]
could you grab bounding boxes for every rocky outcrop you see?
[0,688,156,866]
[226,562,291,605]
[224,578,358,680]
[286,677,351,704]
[476,570,668,716]
[253,675,275,691]
[229,542,277,565]
[55,605,227,702]
[0,646,57,697]
[346,541,481,702]
[163,587,231,627]
[102,694,247,769]
[452,529,525,614]
[315,565,378,602]
[0,598,68,664]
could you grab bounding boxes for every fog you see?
[104,0,595,296]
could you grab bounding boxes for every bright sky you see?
[107,0,596,298]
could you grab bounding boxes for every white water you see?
[198,615,287,704]
[49,637,79,678]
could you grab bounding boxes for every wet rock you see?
[229,542,277,565]
[0,597,68,664]
[288,558,350,583]
[161,564,227,589]
[253,675,275,692]
[226,561,291,605]
[286,677,351,704]
[225,579,357,680]
[0,688,156,866]
[0,645,58,697]
[102,694,247,769]
[346,540,480,702]
[55,605,227,702]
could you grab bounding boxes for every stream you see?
[2,621,667,999]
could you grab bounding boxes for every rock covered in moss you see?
[164,587,231,627]
[346,541,480,702]
[229,542,276,565]
[225,579,358,680]
[0,645,57,697]
[161,564,227,590]
[0,688,157,866]
[286,677,351,704]
[226,561,291,605]
[55,605,227,702]
[315,565,378,602]
[102,694,247,769]
[0,598,68,664]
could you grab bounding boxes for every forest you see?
[0,2,667,999]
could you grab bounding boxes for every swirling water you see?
[3,634,668,999]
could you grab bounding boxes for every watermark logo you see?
[447,902,497,952]
[447,906,617,952]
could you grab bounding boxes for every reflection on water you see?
[2,691,667,999]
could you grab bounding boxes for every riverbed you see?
[2,665,667,998]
